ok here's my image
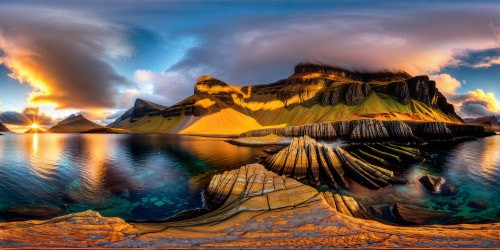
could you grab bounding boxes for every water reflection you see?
[0,133,266,221]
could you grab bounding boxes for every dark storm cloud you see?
[0,7,134,109]
[0,107,55,125]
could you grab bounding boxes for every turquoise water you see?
[0,133,266,221]
[330,136,500,224]
[0,133,498,224]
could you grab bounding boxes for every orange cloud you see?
[0,7,132,110]
[431,74,499,118]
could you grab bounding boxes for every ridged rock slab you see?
[262,136,420,189]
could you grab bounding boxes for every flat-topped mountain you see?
[109,63,463,135]
[47,114,102,133]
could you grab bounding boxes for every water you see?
[0,133,498,224]
[0,133,267,221]
[323,135,500,224]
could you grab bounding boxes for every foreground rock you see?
[419,174,444,192]
[468,199,489,210]
[262,136,417,189]
[1,165,498,248]
[393,203,452,225]
[4,205,63,219]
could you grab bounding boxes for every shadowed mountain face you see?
[109,63,463,135]
[47,114,102,133]
[0,122,9,132]
[464,115,500,131]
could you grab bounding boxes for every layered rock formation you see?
[262,136,420,189]
[47,114,102,133]
[2,164,498,248]
[242,119,485,143]
[109,63,466,135]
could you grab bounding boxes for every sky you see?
[0,0,499,131]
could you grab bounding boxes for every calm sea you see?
[0,133,498,223]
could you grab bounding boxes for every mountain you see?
[0,122,10,132]
[47,114,102,133]
[109,63,463,135]
[464,115,500,131]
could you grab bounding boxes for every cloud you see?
[430,74,499,118]
[0,107,55,125]
[0,6,133,110]
[129,69,198,106]
[431,74,462,96]
[162,5,500,88]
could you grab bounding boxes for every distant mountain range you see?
[47,114,102,133]
[464,115,500,131]
[108,63,462,135]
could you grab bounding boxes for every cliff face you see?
[47,114,102,133]
[109,63,464,135]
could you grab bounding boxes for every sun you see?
[31,123,39,129]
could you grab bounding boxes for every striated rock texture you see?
[0,210,137,248]
[2,164,498,248]
[109,62,466,135]
[47,114,102,133]
[242,119,485,143]
[262,136,419,189]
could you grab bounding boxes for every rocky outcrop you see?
[3,205,63,219]
[47,114,102,133]
[393,203,452,225]
[419,174,444,192]
[2,165,498,248]
[242,119,486,143]
[0,210,137,247]
[261,136,420,189]
[0,121,9,132]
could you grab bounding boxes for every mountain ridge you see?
[109,63,463,135]
[47,114,102,133]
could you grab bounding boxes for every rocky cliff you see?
[47,114,102,133]
[109,63,464,135]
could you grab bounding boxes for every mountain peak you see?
[47,113,102,133]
